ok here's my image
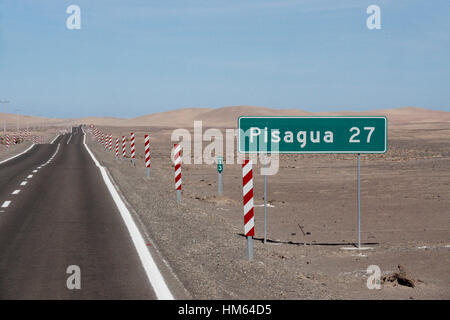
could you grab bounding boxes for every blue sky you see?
[0,0,449,118]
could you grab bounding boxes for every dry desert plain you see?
[0,126,65,162]
[84,106,448,299]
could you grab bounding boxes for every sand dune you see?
[80,105,450,128]
[10,105,447,128]
[0,112,64,129]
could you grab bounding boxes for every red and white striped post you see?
[102,133,107,148]
[115,138,119,160]
[104,133,108,149]
[6,134,9,148]
[108,134,113,152]
[130,132,136,165]
[145,134,150,177]
[173,143,182,203]
[122,135,126,161]
[242,159,255,260]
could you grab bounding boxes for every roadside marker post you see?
[242,159,255,260]
[109,134,112,152]
[145,134,150,177]
[173,143,182,203]
[6,134,9,148]
[115,138,119,160]
[104,134,108,150]
[130,132,136,166]
[217,156,223,196]
[238,116,388,249]
[122,136,126,161]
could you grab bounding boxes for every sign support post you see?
[217,156,223,196]
[247,236,254,260]
[357,153,361,248]
[263,155,268,244]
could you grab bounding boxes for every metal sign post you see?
[217,156,223,196]
[357,153,361,248]
[263,155,268,244]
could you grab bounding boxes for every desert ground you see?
[0,126,64,162]
[82,106,450,299]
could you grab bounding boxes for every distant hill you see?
[9,105,448,128]
[84,105,450,127]
[0,112,65,129]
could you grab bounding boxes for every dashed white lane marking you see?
[27,175,33,179]
[1,201,11,208]
[67,134,72,144]
[33,170,38,173]
[12,190,20,195]
[20,181,27,186]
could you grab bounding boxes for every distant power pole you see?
[14,108,20,132]
[0,100,10,134]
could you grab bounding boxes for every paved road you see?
[0,127,156,299]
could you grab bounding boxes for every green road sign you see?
[238,116,387,154]
[217,156,223,173]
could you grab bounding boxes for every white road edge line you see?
[1,201,11,208]
[12,190,20,195]
[0,143,35,165]
[81,126,174,300]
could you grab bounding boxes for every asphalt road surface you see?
[0,127,156,299]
